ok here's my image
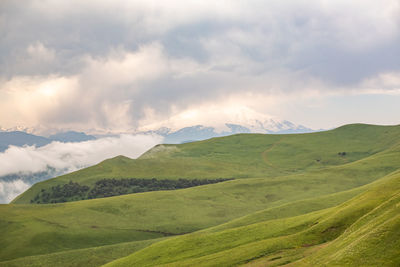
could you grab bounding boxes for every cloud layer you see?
[0,180,30,204]
[1,0,400,131]
[0,134,162,203]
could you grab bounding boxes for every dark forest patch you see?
[31,178,232,204]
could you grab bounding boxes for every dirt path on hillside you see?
[262,137,286,168]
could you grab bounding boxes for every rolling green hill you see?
[105,170,400,267]
[13,123,400,204]
[1,124,400,266]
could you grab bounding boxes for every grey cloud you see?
[287,34,400,85]
[2,0,398,78]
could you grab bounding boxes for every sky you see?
[1,0,400,133]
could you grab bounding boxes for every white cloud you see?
[0,75,79,128]
[360,71,400,94]
[0,180,30,203]
[81,43,169,89]
[0,134,162,176]
[0,134,163,203]
[0,43,205,132]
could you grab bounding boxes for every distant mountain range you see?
[142,120,314,144]
[0,120,314,151]
[0,131,96,152]
[48,131,96,143]
[0,119,314,203]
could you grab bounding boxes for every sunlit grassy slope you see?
[104,170,400,267]
[1,124,400,266]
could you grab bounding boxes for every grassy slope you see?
[0,238,164,267]
[105,170,400,267]
[0,185,366,267]
[1,124,399,266]
[2,143,399,262]
[13,124,400,204]
[296,196,400,266]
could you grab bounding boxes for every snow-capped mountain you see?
[141,121,314,144]
[243,119,312,134]
[136,106,315,143]
[1,106,315,145]
[137,105,314,143]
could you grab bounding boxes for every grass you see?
[105,170,400,266]
[1,124,400,266]
[2,147,399,262]
[0,238,165,267]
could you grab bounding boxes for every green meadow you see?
[1,124,400,266]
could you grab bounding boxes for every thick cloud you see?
[0,0,399,131]
[0,180,30,203]
[0,134,162,203]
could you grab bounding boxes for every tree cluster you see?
[31,181,89,203]
[31,178,231,204]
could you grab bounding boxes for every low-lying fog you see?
[0,134,162,203]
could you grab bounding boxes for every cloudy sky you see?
[1,0,400,133]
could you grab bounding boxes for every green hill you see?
[13,123,400,204]
[104,170,400,267]
[1,124,399,266]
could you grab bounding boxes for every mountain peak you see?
[136,106,313,143]
[138,105,299,133]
